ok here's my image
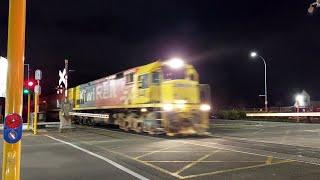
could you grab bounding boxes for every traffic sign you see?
[3,113,23,144]
[34,85,41,95]
[35,69,42,80]
[59,68,67,87]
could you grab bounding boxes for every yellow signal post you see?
[2,0,26,180]
[33,91,39,135]
[26,93,31,130]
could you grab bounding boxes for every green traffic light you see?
[23,89,29,94]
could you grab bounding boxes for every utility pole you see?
[2,0,26,179]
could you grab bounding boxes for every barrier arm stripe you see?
[46,135,149,180]
[247,112,320,117]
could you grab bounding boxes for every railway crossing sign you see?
[59,68,67,87]
[3,113,23,144]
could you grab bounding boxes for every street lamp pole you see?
[250,52,268,112]
[259,55,268,112]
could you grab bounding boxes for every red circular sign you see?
[5,113,22,129]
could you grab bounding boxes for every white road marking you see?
[304,129,320,133]
[185,140,320,167]
[46,135,149,180]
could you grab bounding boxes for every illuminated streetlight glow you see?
[166,58,185,69]
[295,94,305,107]
[250,51,257,58]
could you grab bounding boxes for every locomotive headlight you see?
[163,104,174,111]
[200,104,211,111]
[175,100,186,110]
[176,103,185,110]
[165,58,185,69]
[141,108,148,112]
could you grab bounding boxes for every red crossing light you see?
[5,113,22,129]
[28,81,34,87]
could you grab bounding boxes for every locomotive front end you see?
[161,59,210,135]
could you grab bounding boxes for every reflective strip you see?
[247,112,320,117]
[69,112,109,119]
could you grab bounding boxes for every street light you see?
[250,51,268,112]
[295,94,305,122]
[295,94,305,107]
[250,52,257,58]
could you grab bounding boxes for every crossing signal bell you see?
[3,113,23,144]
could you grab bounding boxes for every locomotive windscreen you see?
[162,66,185,80]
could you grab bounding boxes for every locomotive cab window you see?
[152,72,160,84]
[138,74,149,89]
[162,66,185,80]
[116,72,124,79]
[125,73,134,84]
[189,74,195,81]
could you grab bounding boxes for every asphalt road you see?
[0,119,320,180]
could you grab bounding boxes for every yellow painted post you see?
[33,92,39,135]
[2,0,26,179]
[26,93,31,130]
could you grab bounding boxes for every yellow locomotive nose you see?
[161,80,200,105]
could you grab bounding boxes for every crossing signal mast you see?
[25,80,35,130]
[308,0,320,14]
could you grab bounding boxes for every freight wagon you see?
[49,59,211,135]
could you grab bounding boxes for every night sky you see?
[1,1,320,109]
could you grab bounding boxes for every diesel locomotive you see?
[50,58,211,135]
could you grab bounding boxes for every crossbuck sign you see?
[59,68,67,87]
